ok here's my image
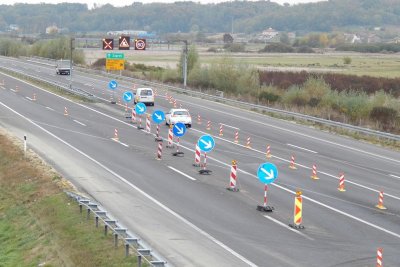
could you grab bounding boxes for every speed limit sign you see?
[135,39,146,50]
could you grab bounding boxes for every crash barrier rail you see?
[0,65,94,100]
[65,191,168,267]
[11,56,400,142]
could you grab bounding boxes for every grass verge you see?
[0,130,136,266]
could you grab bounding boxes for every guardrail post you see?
[95,216,99,228]
[79,204,82,214]
[114,233,118,248]
[104,225,108,236]
[137,255,142,267]
[125,243,129,257]
[87,208,90,220]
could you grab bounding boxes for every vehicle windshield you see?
[173,110,189,116]
[140,90,152,96]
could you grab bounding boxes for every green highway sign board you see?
[106,53,124,59]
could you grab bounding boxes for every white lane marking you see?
[0,101,256,267]
[263,215,314,241]
[3,73,400,240]
[26,97,33,101]
[111,138,129,147]
[73,119,86,126]
[10,89,17,92]
[168,166,196,181]
[390,174,400,179]
[45,106,54,111]
[180,99,400,164]
[287,143,318,154]
[192,128,400,202]
[220,123,240,130]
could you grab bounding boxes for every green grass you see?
[0,133,141,266]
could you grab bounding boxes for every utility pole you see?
[183,40,188,88]
[69,37,74,89]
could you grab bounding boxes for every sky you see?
[0,0,326,9]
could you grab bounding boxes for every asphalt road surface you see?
[0,56,399,266]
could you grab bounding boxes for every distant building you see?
[46,25,59,34]
[344,33,361,44]
[8,24,19,32]
[261,27,279,40]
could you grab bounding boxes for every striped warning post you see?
[173,99,177,108]
[234,130,239,144]
[156,141,162,160]
[64,107,68,116]
[179,103,182,109]
[219,124,223,136]
[131,108,137,124]
[145,115,151,133]
[118,97,121,105]
[15,85,19,92]
[376,248,383,267]
[338,173,346,192]
[227,160,239,192]
[125,103,128,112]
[154,88,158,97]
[246,137,251,148]
[33,93,36,101]
[206,121,211,131]
[289,190,304,229]
[113,128,119,141]
[311,164,319,180]
[165,92,169,100]
[193,144,201,167]
[376,191,387,210]
[289,155,297,169]
[266,145,271,158]
[169,95,173,104]
[166,126,174,148]
[197,114,201,125]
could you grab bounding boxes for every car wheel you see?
[188,124,191,128]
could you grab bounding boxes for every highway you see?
[1,56,399,266]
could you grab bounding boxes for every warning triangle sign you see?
[120,38,129,47]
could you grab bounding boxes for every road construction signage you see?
[106,53,124,59]
[102,38,114,50]
[257,162,278,184]
[123,91,133,103]
[173,122,186,137]
[119,36,130,50]
[106,59,124,70]
[197,135,215,153]
[134,39,146,50]
[135,102,146,115]
[152,110,165,124]
[108,80,118,90]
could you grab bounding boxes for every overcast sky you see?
[0,0,326,9]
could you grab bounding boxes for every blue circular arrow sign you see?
[123,91,133,103]
[135,102,146,115]
[108,80,118,90]
[173,122,186,137]
[197,135,215,153]
[257,162,278,184]
[152,110,165,124]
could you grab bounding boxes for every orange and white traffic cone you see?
[219,124,223,136]
[266,145,271,159]
[289,190,304,229]
[15,85,19,92]
[376,191,387,210]
[206,120,211,131]
[64,107,68,116]
[226,160,239,192]
[246,137,251,148]
[113,128,119,141]
[197,114,201,125]
[234,130,239,144]
[338,173,346,192]
[193,144,201,167]
[33,93,36,101]
[311,164,319,180]
[173,99,177,108]
[376,248,383,267]
[154,88,158,97]
[169,95,173,104]
[289,155,297,169]
[156,141,163,160]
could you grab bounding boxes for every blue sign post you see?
[123,91,133,103]
[108,80,118,104]
[256,162,278,212]
[197,135,215,175]
[172,122,186,157]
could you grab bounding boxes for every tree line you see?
[1,0,400,34]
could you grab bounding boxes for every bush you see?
[296,46,315,53]
[224,43,245,52]
[282,85,308,106]
[370,106,398,128]
[259,43,294,53]
[343,57,352,64]
[259,91,280,103]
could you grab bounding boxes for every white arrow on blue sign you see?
[257,162,278,184]
[152,110,165,124]
[135,102,146,115]
[173,122,186,137]
[123,91,133,103]
[197,135,215,153]
[108,80,118,90]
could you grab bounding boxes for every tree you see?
[223,33,233,44]
[280,32,290,45]
[177,44,199,80]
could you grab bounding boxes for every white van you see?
[134,88,154,106]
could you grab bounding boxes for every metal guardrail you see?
[65,191,169,267]
[75,66,400,142]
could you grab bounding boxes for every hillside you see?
[0,0,399,34]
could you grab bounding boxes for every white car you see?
[165,109,192,128]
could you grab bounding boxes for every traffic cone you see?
[376,248,383,267]
[289,190,304,229]
[64,107,68,116]
[338,173,346,192]
[234,130,239,144]
[266,145,271,158]
[219,124,223,136]
[311,164,319,180]
[169,95,173,104]
[376,191,387,210]
[289,155,297,169]
[206,121,211,131]
[246,137,251,148]
[226,160,239,192]
[113,128,119,141]
[193,144,201,167]
[197,114,201,125]
[173,99,177,108]
[15,85,19,92]
[156,141,162,160]
[33,93,36,101]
